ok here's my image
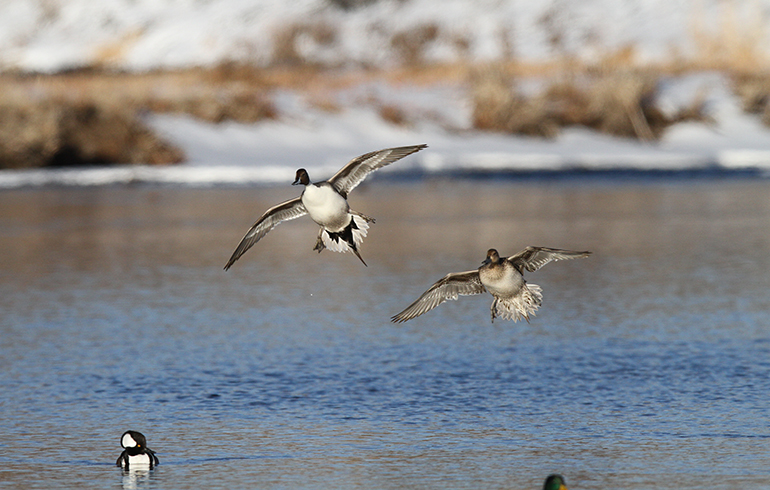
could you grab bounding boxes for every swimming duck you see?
[224,144,427,269]
[116,430,159,470]
[391,247,591,323]
[543,474,569,490]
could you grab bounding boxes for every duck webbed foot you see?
[490,299,497,323]
[313,230,326,253]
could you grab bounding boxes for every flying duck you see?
[392,247,591,323]
[116,430,159,470]
[224,144,427,269]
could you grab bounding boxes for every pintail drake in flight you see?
[224,144,427,269]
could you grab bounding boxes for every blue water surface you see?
[1,179,768,489]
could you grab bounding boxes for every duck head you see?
[482,248,501,265]
[292,168,310,186]
[121,430,148,449]
[543,474,568,490]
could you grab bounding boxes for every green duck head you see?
[543,474,568,490]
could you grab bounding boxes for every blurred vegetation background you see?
[1,0,770,169]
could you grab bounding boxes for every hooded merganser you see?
[116,430,159,470]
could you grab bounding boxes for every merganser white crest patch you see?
[122,432,138,448]
[495,283,543,322]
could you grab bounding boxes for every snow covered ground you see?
[2,0,769,72]
[1,0,770,187]
[1,71,768,189]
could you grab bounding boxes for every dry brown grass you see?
[470,66,559,137]
[688,0,770,74]
[732,73,770,126]
[378,103,409,126]
[8,1,770,170]
[0,100,183,169]
[1,31,768,170]
[144,90,276,124]
[0,67,279,168]
[390,23,440,67]
[272,21,338,67]
[469,64,708,140]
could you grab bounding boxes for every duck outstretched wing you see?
[391,270,484,323]
[328,144,427,198]
[224,197,307,270]
[507,246,591,273]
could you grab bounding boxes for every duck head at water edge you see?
[543,474,568,490]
